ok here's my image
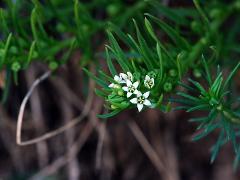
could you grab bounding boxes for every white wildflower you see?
[144,75,154,89]
[130,91,151,112]
[122,80,139,98]
[109,75,125,88]
[120,72,133,82]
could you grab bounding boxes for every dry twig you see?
[128,120,167,179]
[16,69,93,146]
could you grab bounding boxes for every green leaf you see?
[223,62,240,89]
[0,8,9,33]
[188,78,207,95]
[83,68,108,88]
[25,41,36,68]
[95,89,107,98]
[74,0,91,43]
[145,13,191,50]
[201,55,212,85]
[210,72,223,96]
[107,32,130,72]
[105,47,117,76]
[187,104,210,112]
[193,0,210,29]
[1,68,11,104]
[111,101,129,109]
[190,116,210,122]
[149,1,189,25]
[192,123,219,141]
[1,33,12,67]
[210,130,225,163]
[170,98,195,106]
[31,8,39,43]
[99,70,115,83]
[176,52,183,80]
[155,94,163,108]
[177,92,200,102]
[144,18,158,41]
[108,22,138,52]
[97,109,122,119]
[178,82,197,92]
[61,38,77,64]
[132,19,156,70]
[156,42,163,80]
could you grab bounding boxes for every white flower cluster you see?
[109,72,155,112]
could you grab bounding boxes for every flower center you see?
[128,85,136,93]
[147,80,153,87]
[137,96,145,104]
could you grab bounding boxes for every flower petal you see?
[127,92,132,98]
[144,82,150,89]
[120,73,127,80]
[133,81,139,88]
[126,79,132,87]
[114,75,120,82]
[151,78,154,85]
[136,91,142,97]
[127,72,133,81]
[122,86,128,92]
[119,79,126,84]
[137,104,144,112]
[145,75,150,81]
[133,89,139,94]
[130,98,138,104]
[109,83,114,88]
[144,99,151,106]
[143,91,150,98]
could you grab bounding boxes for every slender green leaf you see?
[133,19,156,70]
[187,104,210,112]
[107,32,130,72]
[97,109,122,119]
[210,130,225,163]
[145,13,190,50]
[26,41,36,68]
[105,47,117,76]
[223,62,240,89]
[156,42,163,80]
[108,22,138,52]
[83,68,108,88]
[201,55,212,85]
[1,33,12,67]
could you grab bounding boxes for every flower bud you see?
[11,62,21,72]
[148,71,156,78]
[111,105,118,110]
[210,9,222,19]
[169,69,177,77]
[49,61,58,70]
[9,46,18,54]
[191,21,202,34]
[193,68,202,78]
[164,82,172,92]
[117,89,124,96]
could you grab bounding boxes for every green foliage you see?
[0,0,151,78]
[1,0,240,169]
[177,58,240,166]
[87,0,240,167]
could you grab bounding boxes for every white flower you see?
[144,75,154,89]
[122,80,139,98]
[120,72,133,82]
[130,91,151,112]
[109,75,125,88]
